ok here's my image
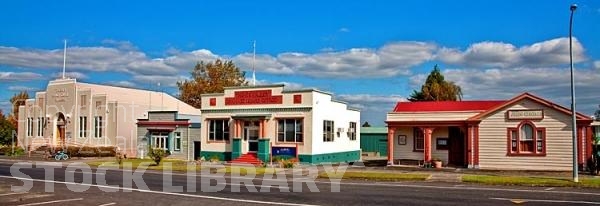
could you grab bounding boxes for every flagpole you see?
[62,40,67,79]
[252,40,256,86]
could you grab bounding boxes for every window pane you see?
[278,133,284,142]
[296,133,303,142]
[521,124,533,140]
[537,130,543,140]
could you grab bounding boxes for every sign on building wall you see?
[507,109,544,120]
[272,147,296,158]
[225,90,283,105]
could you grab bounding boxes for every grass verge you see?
[462,175,600,188]
[87,159,199,172]
[318,171,429,181]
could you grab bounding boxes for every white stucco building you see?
[17,78,200,158]
[199,84,361,164]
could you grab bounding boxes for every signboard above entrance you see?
[225,90,283,105]
[507,109,544,120]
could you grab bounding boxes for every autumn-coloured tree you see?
[409,65,462,101]
[8,91,29,129]
[0,109,16,145]
[177,59,247,108]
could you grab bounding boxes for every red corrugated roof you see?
[393,100,506,112]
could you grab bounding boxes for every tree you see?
[8,91,29,129]
[409,65,463,102]
[362,121,371,127]
[177,59,247,108]
[0,110,16,145]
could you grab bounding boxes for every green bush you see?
[35,146,116,158]
[148,148,166,166]
[0,146,25,156]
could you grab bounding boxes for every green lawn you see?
[319,171,430,181]
[462,175,600,188]
[88,159,199,172]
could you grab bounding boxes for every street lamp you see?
[569,3,578,183]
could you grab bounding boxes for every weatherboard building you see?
[199,84,361,164]
[17,78,201,159]
[386,92,594,171]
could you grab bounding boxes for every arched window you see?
[507,121,546,156]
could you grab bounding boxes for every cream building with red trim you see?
[199,84,361,164]
[17,78,200,158]
[386,93,594,171]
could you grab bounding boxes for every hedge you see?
[35,146,117,157]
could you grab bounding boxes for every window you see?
[152,132,169,150]
[174,132,181,151]
[348,122,357,140]
[37,117,43,137]
[414,128,424,151]
[27,117,33,137]
[323,120,334,142]
[79,116,88,138]
[507,122,546,156]
[277,119,303,143]
[208,119,229,141]
[94,116,103,138]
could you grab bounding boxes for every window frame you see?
[348,122,357,141]
[323,120,335,142]
[174,132,181,151]
[276,118,304,143]
[208,119,230,142]
[94,116,103,138]
[413,127,424,152]
[506,121,546,156]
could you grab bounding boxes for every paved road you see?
[1,160,600,205]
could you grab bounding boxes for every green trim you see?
[258,139,270,162]
[298,150,361,164]
[200,151,232,161]
[201,107,312,113]
[232,138,242,159]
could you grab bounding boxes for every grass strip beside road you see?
[87,159,199,172]
[462,175,600,188]
[319,171,430,181]
[87,159,282,175]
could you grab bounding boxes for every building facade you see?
[360,127,388,157]
[136,111,201,160]
[386,93,594,171]
[17,78,200,158]
[199,85,361,164]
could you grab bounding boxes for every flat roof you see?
[361,127,387,134]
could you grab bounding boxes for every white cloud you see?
[594,61,600,70]
[336,94,407,125]
[339,27,350,33]
[132,75,188,87]
[234,41,437,78]
[8,85,38,91]
[104,81,137,88]
[410,66,600,115]
[437,37,585,68]
[0,72,44,82]
[51,71,88,79]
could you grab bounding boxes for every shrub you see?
[148,148,166,166]
[279,158,297,168]
[209,155,220,163]
[34,146,117,158]
[1,146,25,156]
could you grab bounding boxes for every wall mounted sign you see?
[225,90,283,105]
[507,109,544,120]
[53,88,69,102]
[272,146,296,158]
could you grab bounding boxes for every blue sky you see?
[1,0,600,125]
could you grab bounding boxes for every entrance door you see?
[193,141,201,160]
[244,121,260,153]
[448,127,465,167]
